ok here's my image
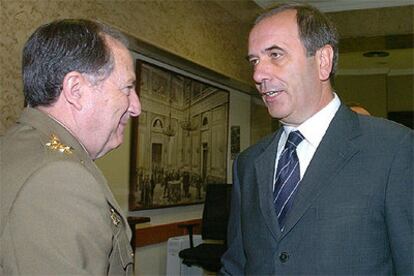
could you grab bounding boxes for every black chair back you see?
[202,184,232,241]
[178,183,232,272]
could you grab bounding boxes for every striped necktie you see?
[273,130,304,228]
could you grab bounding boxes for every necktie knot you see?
[285,130,304,150]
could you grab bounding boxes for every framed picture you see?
[129,60,229,211]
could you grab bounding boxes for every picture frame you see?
[129,60,229,211]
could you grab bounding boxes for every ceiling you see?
[229,0,414,76]
[253,0,414,12]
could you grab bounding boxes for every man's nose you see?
[129,91,141,117]
[252,60,272,88]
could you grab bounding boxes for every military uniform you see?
[0,107,134,275]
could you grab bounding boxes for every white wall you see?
[135,242,169,276]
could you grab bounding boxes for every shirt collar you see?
[284,93,341,147]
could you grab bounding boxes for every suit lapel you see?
[255,130,283,241]
[280,105,361,239]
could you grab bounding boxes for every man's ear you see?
[317,45,334,81]
[61,71,87,111]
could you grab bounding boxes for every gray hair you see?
[23,19,129,107]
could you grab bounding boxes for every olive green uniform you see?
[0,107,134,275]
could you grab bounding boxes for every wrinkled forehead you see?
[104,36,135,84]
[106,37,133,65]
[105,35,130,58]
[249,10,299,43]
[248,10,303,55]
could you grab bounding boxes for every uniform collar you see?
[18,107,91,163]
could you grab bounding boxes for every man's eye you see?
[270,52,282,59]
[122,85,134,95]
[249,58,259,66]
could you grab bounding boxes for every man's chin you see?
[115,134,125,148]
[112,137,123,149]
[106,135,124,151]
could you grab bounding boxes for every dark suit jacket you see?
[220,104,413,275]
[0,108,134,275]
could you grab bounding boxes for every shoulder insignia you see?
[45,134,73,154]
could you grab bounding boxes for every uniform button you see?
[130,252,135,257]
[279,252,289,263]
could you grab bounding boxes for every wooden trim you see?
[134,219,202,248]
[127,216,151,249]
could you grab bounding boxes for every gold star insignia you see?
[45,134,73,154]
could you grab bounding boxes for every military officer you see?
[0,19,141,275]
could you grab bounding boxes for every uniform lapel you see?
[255,130,283,241]
[83,151,132,239]
[280,105,361,239]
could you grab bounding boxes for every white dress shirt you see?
[273,94,341,189]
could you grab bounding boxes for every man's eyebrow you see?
[264,45,284,52]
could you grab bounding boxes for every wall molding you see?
[337,68,414,76]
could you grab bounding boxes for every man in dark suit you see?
[1,19,141,274]
[220,3,413,275]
